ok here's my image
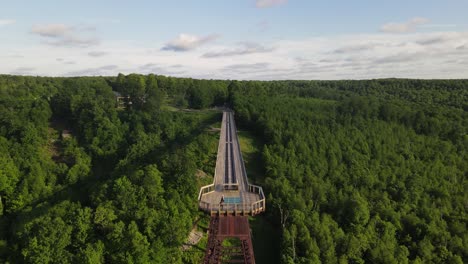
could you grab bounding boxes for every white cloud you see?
[256,0,288,8]
[0,53,23,58]
[10,67,35,75]
[0,19,16,26]
[380,17,430,33]
[456,44,466,50]
[162,33,219,51]
[31,24,99,47]
[31,24,70,37]
[65,65,119,76]
[332,43,378,54]
[419,24,457,29]
[2,31,468,80]
[88,51,108,57]
[202,42,273,58]
[138,63,186,75]
[222,63,270,73]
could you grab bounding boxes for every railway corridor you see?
[199,110,266,264]
[198,110,265,216]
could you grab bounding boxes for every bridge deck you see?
[199,110,265,216]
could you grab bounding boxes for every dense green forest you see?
[230,79,467,263]
[0,74,466,263]
[0,74,227,263]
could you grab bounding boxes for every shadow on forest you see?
[7,109,223,244]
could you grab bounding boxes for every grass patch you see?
[161,104,180,112]
[211,118,221,129]
[237,130,265,185]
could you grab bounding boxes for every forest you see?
[0,74,466,263]
[230,79,467,263]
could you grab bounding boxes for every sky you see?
[1,0,468,80]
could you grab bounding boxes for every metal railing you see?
[198,183,266,215]
[248,184,265,199]
[198,200,266,216]
[198,184,215,201]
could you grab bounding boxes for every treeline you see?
[113,73,228,109]
[235,79,468,110]
[0,74,223,263]
[230,79,467,263]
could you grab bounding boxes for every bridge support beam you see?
[204,216,255,264]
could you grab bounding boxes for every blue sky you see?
[1,0,467,79]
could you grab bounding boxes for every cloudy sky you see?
[1,0,468,80]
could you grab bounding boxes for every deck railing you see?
[198,183,266,215]
[198,200,266,216]
[198,184,215,201]
[248,184,265,199]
